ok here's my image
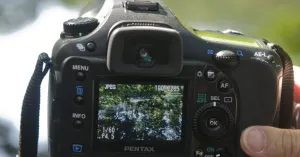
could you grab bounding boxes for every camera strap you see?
[267,43,295,128]
[18,53,52,157]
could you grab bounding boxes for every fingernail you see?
[242,127,267,153]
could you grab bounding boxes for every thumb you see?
[240,126,300,157]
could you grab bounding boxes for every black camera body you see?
[48,0,291,157]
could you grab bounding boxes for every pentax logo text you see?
[124,146,155,152]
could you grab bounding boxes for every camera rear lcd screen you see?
[97,83,184,141]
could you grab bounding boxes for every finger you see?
[240,126,300,157]
[294,66,300,103]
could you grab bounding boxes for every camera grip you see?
[232,59,280,157]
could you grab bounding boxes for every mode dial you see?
[63,17,99,38]
[213,50,239,68]
[193,102,234,138]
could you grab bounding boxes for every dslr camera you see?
[18,0,295,157]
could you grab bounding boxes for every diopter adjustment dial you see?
[63,17,99,37]
[193,102,234,138]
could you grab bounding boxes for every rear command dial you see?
[193,102,234,138]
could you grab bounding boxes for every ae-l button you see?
[217,80,232,93]
[267,55,275,63]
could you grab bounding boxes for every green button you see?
[197,93,207,104]
[207,147,215,153]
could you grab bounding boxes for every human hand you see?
[240,66,300,157]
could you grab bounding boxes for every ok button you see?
[207,117,220,128]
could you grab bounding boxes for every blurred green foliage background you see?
[62,0,300,65]
[163,0,300,65]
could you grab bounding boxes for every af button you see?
[217,80,232,93]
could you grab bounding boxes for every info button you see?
[73,119,84,129]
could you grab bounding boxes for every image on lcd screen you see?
[97,83,184,141]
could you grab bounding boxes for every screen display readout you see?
[97,83,184,141]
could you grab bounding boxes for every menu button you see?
[75,71,85,81]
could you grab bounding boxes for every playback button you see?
[72,144,84,153]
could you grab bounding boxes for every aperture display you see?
[97,83,184,141]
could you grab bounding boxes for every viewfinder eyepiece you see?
[107,24,183,77]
